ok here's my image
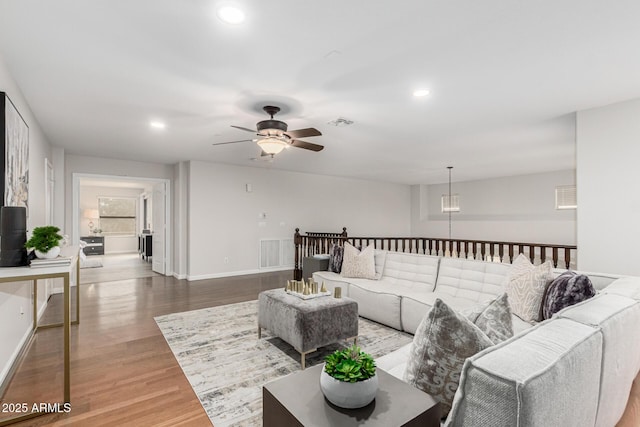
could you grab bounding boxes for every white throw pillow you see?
[340,243,376,279]
[505,254,553,322]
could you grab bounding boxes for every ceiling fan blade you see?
[260,150,271,157]
[290,139,324,152]
[231,125,257,133]
[212,139,254,146]
[285,128,322,139]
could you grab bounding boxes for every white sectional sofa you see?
[312,250,640,426]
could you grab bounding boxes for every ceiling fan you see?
[212,106,324,156]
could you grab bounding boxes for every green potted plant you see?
[320,344,378,408]
[25,226,64,259]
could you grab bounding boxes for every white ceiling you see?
[1,0,639,184]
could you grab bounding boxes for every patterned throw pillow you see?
[340,243,376,279]
[541,271,596,320]
[505,254,553,322]
[461,293,514,344]
[328,244,344,273]
[403,299,493,417]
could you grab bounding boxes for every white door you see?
[152,182,166,275]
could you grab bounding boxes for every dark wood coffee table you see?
[263,364,441,426]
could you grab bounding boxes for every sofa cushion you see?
[404,299,493,417]
[556,293,640,427]
[435,257,510,302]
[602,277,640,300]
[461,293,514,344]
[373,249,387,279]
[505,254,553,322]
[400,291,482,334]
[348,279,402,330]
[376,342,411,379]
[340,243,376,279]
[541,271,595,320]
[447,318,602,427]
[381,252,439,291]
[328,243,344,273]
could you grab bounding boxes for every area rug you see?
[155,300,413,426]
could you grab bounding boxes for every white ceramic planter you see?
[35,246,61,259]
[320,365,378,409]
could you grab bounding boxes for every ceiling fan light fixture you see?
[257,137,287,155]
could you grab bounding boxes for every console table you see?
[0,246,80,426]
[263,363,441,426]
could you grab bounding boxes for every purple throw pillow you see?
[328,244,344,273]
[542,271,596,320]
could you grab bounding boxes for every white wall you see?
[79,185,144,253]
[411,170,576,245]
[0,54,54,385]
[577,98,640,275]
[188,161,411,280]
[173,162,189,279]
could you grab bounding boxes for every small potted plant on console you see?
[25,226,64,259]
[320,343,378,408]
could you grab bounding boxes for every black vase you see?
[0,206,28,267]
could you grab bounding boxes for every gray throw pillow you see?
[461,293,514,344]
[541,271,596,320]
[403,299,493,417]
[328,244,343,273]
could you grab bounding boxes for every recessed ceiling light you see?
[413,89,430,97]
[150,121,166,130]
[217,6,245,24]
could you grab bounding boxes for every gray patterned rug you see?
[155,300,412,426]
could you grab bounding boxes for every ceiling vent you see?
[327,117,354,127]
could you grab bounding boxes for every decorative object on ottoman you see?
[25,225,63,259]
[404,299,493,417]
[541,271,596,320]
[505,253,553,322]
[334,287,342,298]
[320,344,378,409]
[286,278,331,300]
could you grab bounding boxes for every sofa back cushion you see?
[446,318,603,427]
[556,293,640,427]
[381,252,439,291]
[435,257,510,303]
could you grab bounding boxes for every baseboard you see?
[0,326,34,396]
[173,272,187,280]
[186,266,291,282]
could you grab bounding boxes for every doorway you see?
[71,174,172,280]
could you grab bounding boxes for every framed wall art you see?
[0,92,29,212]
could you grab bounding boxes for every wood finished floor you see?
[2,261,639,426]
[3,269,289,426]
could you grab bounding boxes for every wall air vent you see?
[260,238,294,269]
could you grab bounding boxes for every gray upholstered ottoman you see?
[258,289,358,369]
